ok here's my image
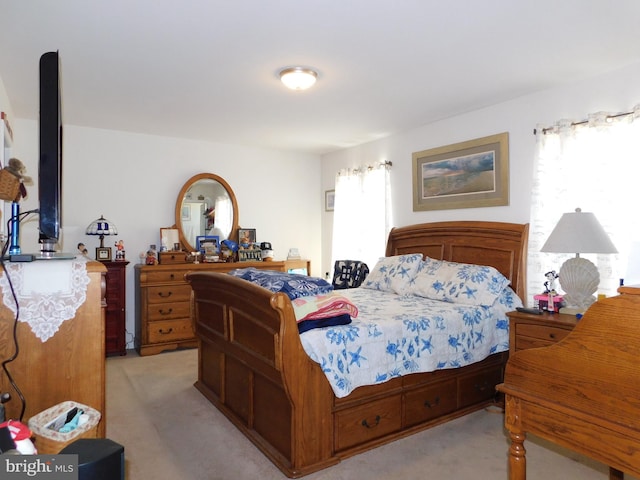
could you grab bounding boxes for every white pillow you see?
[409,257,510,306]
[361,253,423,295]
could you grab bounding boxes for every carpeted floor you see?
[105,349,630,479]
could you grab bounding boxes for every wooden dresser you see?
[0,260,106,437]
[102,261,129,356]
[135,259,311,356]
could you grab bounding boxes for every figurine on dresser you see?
[145,246,158,265]
[544,270,558,294]
[115,240,126,261]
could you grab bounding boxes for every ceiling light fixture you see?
[279,67,318,91]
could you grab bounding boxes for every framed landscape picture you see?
[412,132,509,211]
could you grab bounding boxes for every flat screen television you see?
[38,51,63,257]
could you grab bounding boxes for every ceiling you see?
[1,1,640,156]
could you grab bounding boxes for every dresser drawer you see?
[147,301,191,321]
[147,318,194,343]
[404,379,457,427]
[159,252,189,264]
[335,395,402,451]
[143,270,188,284]
[458,366,503,408]
[515,323,571,344]
[146,285,192,304]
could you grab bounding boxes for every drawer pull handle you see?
[170,274,175,279]
[158,328,174,335]
[159,308,173,315]
[424,396,441,409]
[361,415,381,429]
[158,291,173,298]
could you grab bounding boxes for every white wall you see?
[4,59,640,349]
[321,61,640,278]
[6,117,321,349]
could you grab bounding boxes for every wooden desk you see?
[498,287,640,479]
[0,260,106,437]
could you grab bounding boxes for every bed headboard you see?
[385,221,529,301]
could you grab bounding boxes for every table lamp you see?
[540,208,617,314]
[86,215,118,261]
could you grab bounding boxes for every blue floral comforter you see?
[298,287,522,398]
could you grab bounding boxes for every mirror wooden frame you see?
[174,173,239,252]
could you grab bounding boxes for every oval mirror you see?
[175,173,239,252]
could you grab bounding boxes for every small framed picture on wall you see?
[325,190,335,212]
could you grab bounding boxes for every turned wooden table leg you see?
[609,467,624,479]
[508,430,526,480]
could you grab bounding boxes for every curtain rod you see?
[338,161,392,176]
[533,110,635,135]
[354,160,392,171]
[365,160,392,171]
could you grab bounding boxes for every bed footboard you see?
[188,272,338,477]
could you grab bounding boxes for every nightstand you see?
[508,310,580,355]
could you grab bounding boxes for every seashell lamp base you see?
[558,256,599,313]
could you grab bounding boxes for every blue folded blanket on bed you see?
[228,268,333,299]
[297,313,352,334]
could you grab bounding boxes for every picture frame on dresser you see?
[160,227,180,252]
[238,228,256,246]
[96,247,111,262]
[196,235,219,254]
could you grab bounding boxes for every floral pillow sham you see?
[408,257,511,306]
[360,253,423,295]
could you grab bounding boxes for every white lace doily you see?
[0,256,91,342]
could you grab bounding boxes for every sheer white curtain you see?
[213,196,232,236]
[331,163,392,272]
[528,106,640,301]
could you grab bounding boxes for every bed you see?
[497,285,640,479]
[187,220,529,477]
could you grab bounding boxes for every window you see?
[529,108,640,299]
[331,163,392,271]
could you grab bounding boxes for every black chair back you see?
[331,260,369,289]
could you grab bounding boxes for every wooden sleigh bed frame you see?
[187,220,529,477]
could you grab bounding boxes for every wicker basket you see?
[32,424,98,454]
[0,169,21,202]
[28,401,101,454]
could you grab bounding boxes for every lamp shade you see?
[86,215,118,248]
[540,208,617,254]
